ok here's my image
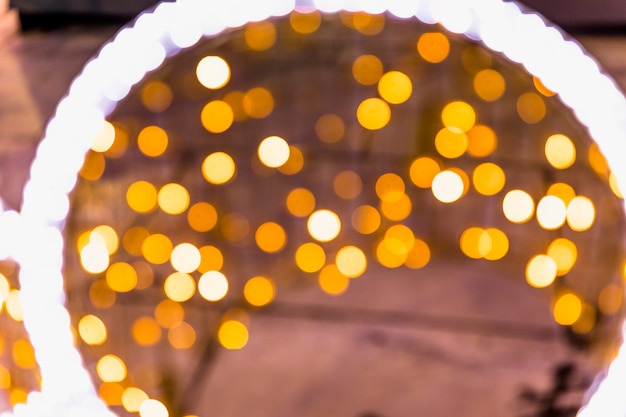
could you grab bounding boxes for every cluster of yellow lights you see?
[11,2,626,417]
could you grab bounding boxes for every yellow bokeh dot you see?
[99,382,124,406]
[417,32,450,63]
[352,54,384,86]
[196,55,230,89]
[223,90,247,121]
[164,272,196,302]
[141,81,173,113]
[533,76,556,97]
[378,71,412,104]
[336,246,367,278]
[201,100,234,134]
[134,260,154,290]
[277,146,304,175]
[473,69,505,101]
[376,238,407,268]
[588,142,609,177]
[92,224,119,255]
[598,284,624,315]
[460,227,484,259]
[154,299,185,329]
[286,188,316,217]
[80,151,105,181]
[244,21,276,51]
[198,270,229,302]
[566,196,595,232]
[80,241,110,274]
[610,171,623,198]
[10,388,28,406]
[517,92,546,124]
[352,12,385,35]
[441,101,476,133]
[243,87,274,119]
[295,242,326,273]
[545,134,576,169]
[351,205,381,235]
[132,316,162,346]
[142,234,173,265]
[0,365,10,389]
[435,127,468,159]
[96,354,127,383]
[158,183,190,215]
[123,226,150,256]
[356,97,391,130]
[89,279,116,309]
[502,189,534,224]
[380,193,412,221]
[198,245,224,273]
[334,170,362,200]
[307,209,341,242]
[547,238,577,276]
[479,228,509,261]
[91,120,116,152]
[139,399,169,417]
[137,125,168,157]
[258,136,290,168]
[170,243,201,273]
[553,293,583,326]
[472,162,505,196]
[432,170,464,203]
[12,340,36,369]
[202,152,236,185]
[244,276,276,307]
[255,222,287,253]
[536,195,567,230]
[315,113,345,143]
[122,387,149,413]
[405,238,431,269]
[188,202,218,232]
[385,225,414,255]
[526,254,557,288]
[168,321,196,349]
[376,173,405,201]
[318,264,349,296]
[218,320,249,350]
[409,156,441,188]
[290,10,322,34]
[126,181,157,213]
[546,183,576,205]
[106,262,138,293]
[467,125,497,157]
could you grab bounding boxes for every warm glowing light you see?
[598,284,624,315]
[123,226,150,256]
[376,173,405,201]
[545,134,576,169]
[417,32,450,63]
[536,195,567,230]
[168,321,196,349]
[92,224,119,255]
[170,243,201,273]
[409,157,441,188]
[307,209,341,242]
[472,162,505,196]
[405,238,431,269]
[380,193,412,221]
[243,87,274,119]
[376,238,407,268]
[517,92,545,124]
[12,340,36,369]
[460,227,484,260]
[478,228,509,261]
[315,113,345,143]
[201,100,234,134]
[351,205,381,234]
[218,320,249,350]
[142,233,173,265]
[378,71,412,104]
[277,146,304,175]
[202,152,236,184]
[502,189,534,223]
[126,180,158,213]
[198,270,229,302]
[96,354,127,383]
[132,316,162,346]
[553,293,583,326]
[336,246,367,278]
[63,321,86,356]
[546,182,576,205]
[566,196,595,231]
[610,171,623,198]
[106,262,138,293]
[295,242,326,273]
[547,238,577,276]
[100,383,123,406]
[188,202,218,232]
[89,279,116,309]
[352,54,384,85]
[258,136,290,168]
[154,299,184,329]
[198,245,224,273]
[467,125,497,157]
[91,120,116,152]
[533,76,555,97]
[164,272,196,302]
[318,264,349,295]
[255,222,287,253]
[290,10,322,34]
[80,241,110,274]
[244,276,276,307]
[434,127,468,159]
[139,399,169,417]
[196,56,230,89]
[473,69,505,101]
[158,183,190,215]
[221,212,250,243]
[122,387,149,413]
[441,101,475,132]
[356,97,391,130]
[244,21,276,51]
[334,170,362,200]
[286,187,316,217]
[80,151,106,181]
[137,125,168,157]
[432,170,464,203]
[526,255,557,288]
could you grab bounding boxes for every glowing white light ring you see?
[10,0,626,415]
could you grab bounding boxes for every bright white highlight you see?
[5,0,625,417]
